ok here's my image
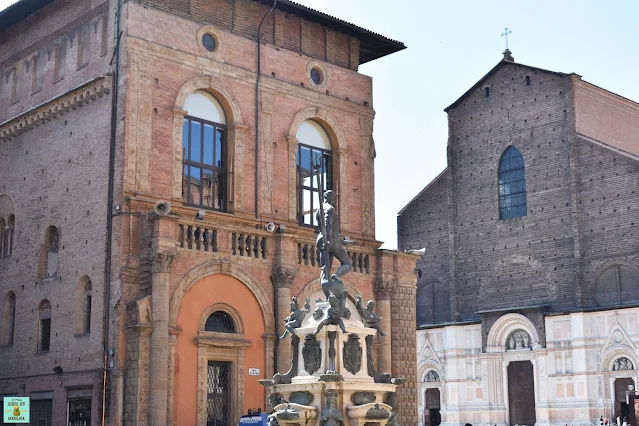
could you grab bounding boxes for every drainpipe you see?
[255,0,277,218]
[103,0,122,424]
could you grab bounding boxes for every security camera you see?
[195,209,206,220]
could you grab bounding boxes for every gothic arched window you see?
[182,90,228,211]
[204,311,236,333]
[296,120,333,226]
[498,146,527,220]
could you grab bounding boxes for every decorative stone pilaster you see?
[272,266,298,374]
[149,251,176,426]
[375,280,394,374]
[166,327,181,426]
[170,107,187,201]
[287,136,299,222]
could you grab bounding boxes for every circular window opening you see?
[202,33,216,52]
[310,67,323,85]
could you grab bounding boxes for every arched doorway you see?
[615,378,634,421]
[424,388,441,426]
[507,361,536,426]
[173,273,266,426]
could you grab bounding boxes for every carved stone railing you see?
[231,232,268,259]
[178,223,218,252]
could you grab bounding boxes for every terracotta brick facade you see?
[0,0,417,425]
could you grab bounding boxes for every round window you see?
[202,33,216,52]
[310,67,323,85]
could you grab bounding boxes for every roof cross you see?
[501,27,512,50]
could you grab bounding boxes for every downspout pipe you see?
[103,0,122,424]
[255,0,277,218]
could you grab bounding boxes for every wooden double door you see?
[507,361,536,426]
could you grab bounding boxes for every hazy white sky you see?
[2,0,638,249]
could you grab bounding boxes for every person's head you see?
[324,190,336,205]
[366,300,376,311]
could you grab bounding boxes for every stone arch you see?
[197,302,244,334]
[287,107,345,152]
[589,259,639,306]
[169,260,274,334]
[487,313,540,350]
[417,360,443,382]
[174,75,244,125]
[601,346,637,373]
[481,254,555,310]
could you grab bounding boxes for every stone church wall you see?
[398,169,451,325]
[445,63,578,319]
[575,137,639,306]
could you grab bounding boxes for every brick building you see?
[398,50,639,426]
[0,0,418,425]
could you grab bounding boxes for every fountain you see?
[260,156,404,426]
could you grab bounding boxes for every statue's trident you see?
[312,154,330,285]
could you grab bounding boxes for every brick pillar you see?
[272,266,297,374]
[149,251,175,426]
[390,254,419,426]
[375,280,393,374]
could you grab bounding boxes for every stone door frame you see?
[195,332,251,426]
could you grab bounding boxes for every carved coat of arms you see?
[343,334,362,375]
[302,335,322,375]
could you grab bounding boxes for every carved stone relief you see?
[425,370,440,382]
[506,329,532,350]
[612,357,634,371]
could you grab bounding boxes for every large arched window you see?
[498,146,527,220]
[296,120,333,226]
[1,292,16,346]
[594,264,639,307]
[182,90,228,211]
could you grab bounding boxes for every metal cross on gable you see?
[501,27,512,50]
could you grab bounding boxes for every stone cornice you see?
[0,76,111,142]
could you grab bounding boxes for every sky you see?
[1,0,638,249]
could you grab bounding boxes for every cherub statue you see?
[355,294,385,336]
[280,296,311,338]
[314,293,348,335]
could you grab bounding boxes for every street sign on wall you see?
[3,397,30,423]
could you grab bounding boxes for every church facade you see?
[398,51,639,426]
[0,1,418,425]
